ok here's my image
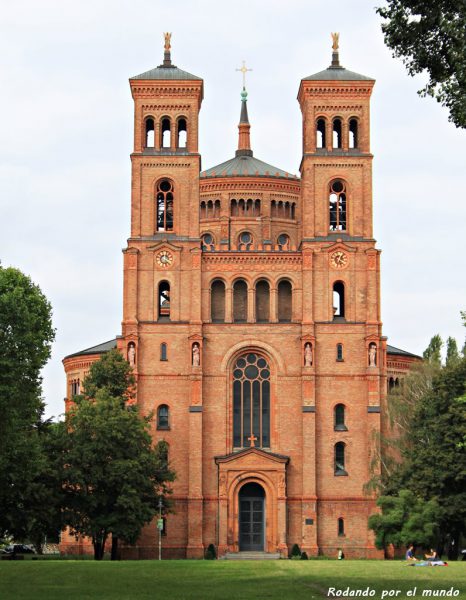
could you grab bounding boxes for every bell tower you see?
[120,36,205,558]
[297,35,385,556]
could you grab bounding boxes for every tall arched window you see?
[334,404,347,431]
[156,179,174,232]
[316,117,326,148]
[336,343,344,361]
[161,117,171,148]
[233,279,248,322]
[349,118,358,149]
[145,117,154,148]
[211,280,225,322]
[233,353,270,448]
[334,442,347,475]
[255,280,270,322]
[160,342,168,361]
[333,118,342,148]
[333,281,345,318]
[338,518,345,536]
[157,405,170,429]
[158,281,170,320]
[329,179,347,231]
[278,280,292,322]
[177,117,187,148]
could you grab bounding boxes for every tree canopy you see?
[377,1,466,128]
[369,326,466,557]
[0,265,55,540]
[59,350,175,559]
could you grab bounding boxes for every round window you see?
[278,234,289,247]
[331,180,344,193]
[159,180,172,192]
[240,232,252,244]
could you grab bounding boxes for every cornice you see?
[203,253,302,271]
[199,179,300,194]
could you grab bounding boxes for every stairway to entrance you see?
[222,551,281,560]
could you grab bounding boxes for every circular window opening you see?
[240,232,252,245]
[159,180,172,192]
[331,180,344,193]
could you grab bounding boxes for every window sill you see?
[334,470,348,477]
[334,425,348,432]
[157,426,170,431]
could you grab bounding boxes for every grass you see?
[0,559,464,600]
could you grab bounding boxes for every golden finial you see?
[331,32,340,51]
[164,32,172,52]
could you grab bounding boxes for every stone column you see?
[247,287,255,323]
[225,285,233,323]
[270,287,278,323]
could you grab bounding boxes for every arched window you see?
[338,518,345,536]
[349,118,358,149]
[271,200,277,217]
[161,117,171,148]
[238,231,253,251]
[329,179,347,231]
[255,280,270,322]
[145,117,154,148]
[157,405,170,429]
[160,342,168,361]
[156,179,174,232]
[230,199,238,216]
[200,201,206,219]
[158,281,170,320]
[333,281,345,318]
[388,377,395,391]
[316,117,326,148]
[233,353,270,448]
[291,203,296,219]
[201,233,215,251]
[233,280,248,322]
[177,117,187,148]
[334,442,347,475]
[70,378,80,396]
[333,118,342,148]
[336,343,344,361]
[277,233,290,250]
[278,280,292,322]
[334,404,347,431]
[211,280,225,322]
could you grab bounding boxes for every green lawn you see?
[0,560,464,600]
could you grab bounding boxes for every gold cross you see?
[236,60,253,89]
[248,434,258,448]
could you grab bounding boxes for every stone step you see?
[222,551,281,560]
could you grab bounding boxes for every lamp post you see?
[157,497,163,560]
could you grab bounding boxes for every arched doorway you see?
[239,482,265,551]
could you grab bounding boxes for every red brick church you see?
[62,35,419,558]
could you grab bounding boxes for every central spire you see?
[236,87,253,156]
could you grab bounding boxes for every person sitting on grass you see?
[425,548,438,561]
[405,544,417,561]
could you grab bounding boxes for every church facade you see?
[62,38,420,559]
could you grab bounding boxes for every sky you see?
[1,0,465,420]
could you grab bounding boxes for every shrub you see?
[300,551,308,560]
[290,543,301,559]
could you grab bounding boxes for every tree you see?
[446,336,461,366]
[0,265,55,540]
[59,350,175,560]
[423,334,443,366]
[369,489,440,552]
[376,1,466,128]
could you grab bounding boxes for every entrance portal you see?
[239,482,265,551]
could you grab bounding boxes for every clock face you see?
[156,250,173,268]
[330,250,348,269]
